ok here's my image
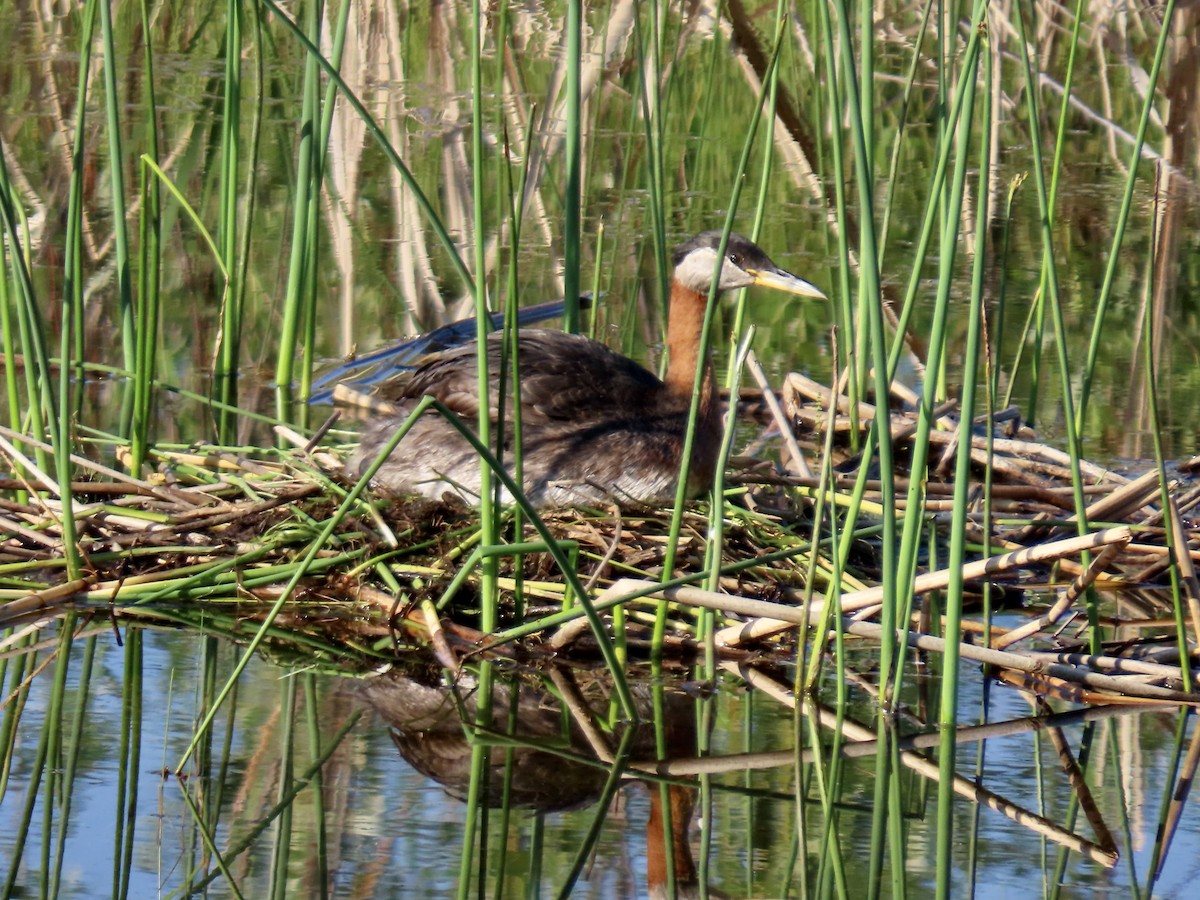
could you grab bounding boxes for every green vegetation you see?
[2,1,1200,897]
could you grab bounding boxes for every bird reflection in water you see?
[359,664,715,898]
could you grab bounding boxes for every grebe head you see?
[672,230,827,299]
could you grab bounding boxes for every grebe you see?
[347,231,826,507]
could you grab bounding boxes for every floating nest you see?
[2,375,1199,709]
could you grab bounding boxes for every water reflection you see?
[360,660,705,897]
[3,625,1200,896]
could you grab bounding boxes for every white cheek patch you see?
[675,242,760,292]
[673,246,722,292]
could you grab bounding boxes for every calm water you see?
[5,1,1200,896]
[6,628,1200,897]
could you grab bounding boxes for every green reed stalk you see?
[302,0,351,403]
[62,0,98,427]
[1044,0,1085,244]
[659,19,784,620]
[237,3,264,396]
[825,0,916,888]
[259,0,471,290]
[859,0,874,167]
[113,628,142,900]
[268,676,297,900]
[469,0,498,643]
[98,0,136,403]
[497,98,537,622]
[1022,0,1082,427]
[131,0,162,475]
[1078,0,1178,427]
[0,216,19,442]
[1011,2,1095,637]
[458,663,492,900]
[801,353,844,681]
[633,1,669,299]
[1141,210,1193,692]
[562,0,583,332]
[141,156,230,281]
[891,29,982,685]
[2,197,47,469]
[50,635,97,898]
[823,5,903,883]
[811,0,858,449]
[685,327,756,892]
[215,0,243,442]
[805,343,849,899]
[0,138,78,576]
[180,712,361,895]
[938,0,955,258]
[935,12,992,894]
[707,330,756,598]
[588,224,604,339]
[826,0,895,692]
[876,0,934,268]
[990,174,1023,514]
[276,0,323,419]
[731,0,789,341]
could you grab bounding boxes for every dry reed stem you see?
[331,383,401,415]
[845,620,1196,703]
[633,702,1176,778]
[784,371,877,422]
[748,351,812,478]
[713,527,1133,646]
[723,661,1118,867]
[992,668,1179,706]
[1167,492,1200,645]
[1041,718,1117,855]
[421,598,459,672]
[1157,717,1200,878]
[993,542,1126,649]
[1022,650,1195,683]
[548,666,616,764]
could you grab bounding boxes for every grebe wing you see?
[310,297,593,405]
[510,330,664,422]
[374,329,664,424]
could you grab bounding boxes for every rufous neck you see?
[664,283,714,400]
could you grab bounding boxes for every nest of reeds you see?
[2,373,1200,707]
